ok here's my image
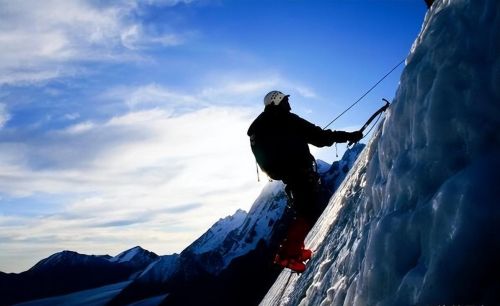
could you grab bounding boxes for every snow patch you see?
[136,254,179,283]
[15,281,132,306]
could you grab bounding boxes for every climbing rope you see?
[359,111,383,139]
[323,58,405,130]
[350,104,385,146]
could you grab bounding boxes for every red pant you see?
[278,166,322,259]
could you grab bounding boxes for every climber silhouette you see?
[247,91,363,272]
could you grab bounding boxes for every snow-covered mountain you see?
[7,1,498,305]
[262,0,500,305]
[4,142,364,306]
[0,250,139,306]
[109,246,159,270]
[321,145,365,191]
[108,182,289,305]
[136,254,180,283]
[29,250,111,272]
[182,181,288,275]
[187,208,248,255]
[0,247,160,306]
[107,146,364,306]
[14,281,133,306]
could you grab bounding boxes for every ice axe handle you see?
[348,98,391,146]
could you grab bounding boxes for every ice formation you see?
[262,0,500,305]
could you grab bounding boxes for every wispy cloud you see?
[120,24,189,50]
[165,203,203,214]
[0,72,318,200]
[0,0,195,85]
[196,73,319,105]
[0,102,265,271]
[295,85,318,99]
[101,74,318,112]
[103,84,203,110]
[0,103,10,128]
[101,81,270,115]
[0,46,320,270]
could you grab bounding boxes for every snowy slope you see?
[186,208,248,255]
[1,250,138,306]
[136,254,179,283]
[176,181,288,276]
[109,246,159,270]
[217,181,288,268]
[180,148,364,276]
[321,145,365,192]
[107,147,364,306]
[15,281,132,306]
[187,148,366,274]
[11,144,364,306]
[262,0,500,305]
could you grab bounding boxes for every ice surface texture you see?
[262,0,500,305]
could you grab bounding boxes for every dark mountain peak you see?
[110,246,159,270]
[29,250,103,272]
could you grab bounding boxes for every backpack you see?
[249,131,288,181]
[248,109,316,181]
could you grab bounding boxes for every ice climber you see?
[247,90,363,273]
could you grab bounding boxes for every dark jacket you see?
[247,106,354,180]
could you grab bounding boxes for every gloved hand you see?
[349,131,363,143]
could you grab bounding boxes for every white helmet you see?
[264,90,289,106]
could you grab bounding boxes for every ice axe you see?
[348,98,391,147]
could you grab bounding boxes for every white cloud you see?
[103,84,201,109]
[61,121,95,134]
[198,73,319,105]
[143,0,195,5]
[0,103,10,128]
[63,113,80,121]
[0,72,323,272]
[121,24,186,50]
[98,75,320,125]
[101,76,301,111]
[0,104,267,272]
[200,79,277,102]
[295,85,318,99]
[0,0,193,84]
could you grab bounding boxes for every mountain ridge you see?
[7,144,364,306]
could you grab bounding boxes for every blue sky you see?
[0,0,427,272]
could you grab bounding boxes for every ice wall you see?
[261,0,500,305]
